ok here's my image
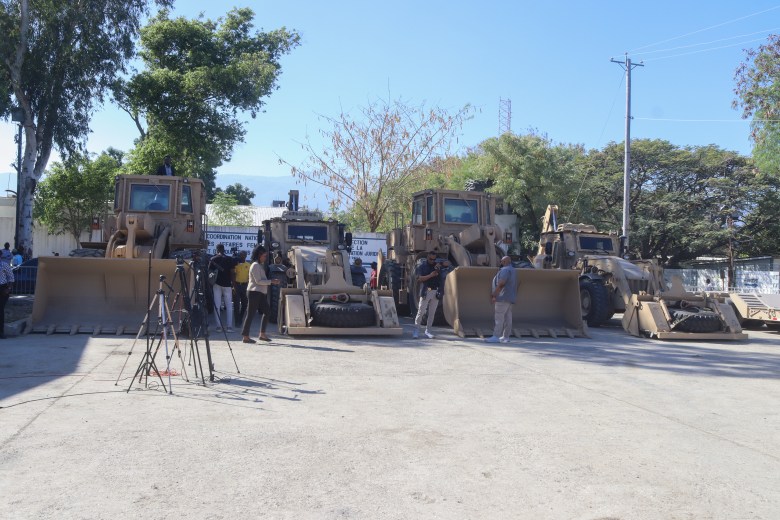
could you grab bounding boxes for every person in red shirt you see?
[369,261,378,289]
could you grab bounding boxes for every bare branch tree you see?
[281,98,473,231]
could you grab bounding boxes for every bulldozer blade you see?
[31,257,181,335]
[442,267,588,338]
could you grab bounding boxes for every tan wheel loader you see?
[261,194,401,336]
[382,189,587,338]
[30,175,207,334]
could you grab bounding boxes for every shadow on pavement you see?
[0,334,93,402]
[489,324,780,379]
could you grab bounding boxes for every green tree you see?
[734,34,780,174]
[34,151,121,246]
[581,140,757,266]
[210,191,252,226]
[284,98,474,232]
[214,183,255,205]
[0,0,170,255]
[117,8,300,199]
[463,132,585,254]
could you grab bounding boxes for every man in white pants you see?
[413,251,442,339]
[486,256,517,343]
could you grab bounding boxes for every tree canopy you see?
[283,97,474,232]
[215,183,255,205]
[117,7,300,199]
[209,191,252,226]
[0,0,170,255]
[734,33,780,174]
[34,150,122,246]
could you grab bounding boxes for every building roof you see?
[205,205,287,226]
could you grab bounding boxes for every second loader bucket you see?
[442,267,587,338]
[31,257,180,335]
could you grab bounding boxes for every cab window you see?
[180,185,193,213]
[426,196,435,222]
[412,199,424,225]
[443,198,478,224]
[129,184,171,212]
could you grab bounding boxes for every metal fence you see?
[665,268,780,294]
[12,265,37,295]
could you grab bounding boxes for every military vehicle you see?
[383,189,585,338]
[261,191,401,336]
[535,205,745,340]
[30,174,207,334]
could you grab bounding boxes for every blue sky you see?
[1,1,778,202]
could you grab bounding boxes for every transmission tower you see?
[499,98,512,135]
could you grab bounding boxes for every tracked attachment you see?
[622,277,747,340]
[443,267,587,338]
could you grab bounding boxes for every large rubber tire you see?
[765,322,780,331]
[580,279,611,327]
[311,302,376,328]
[670,309,723,333]
[69,248,105,257]
[268,272,286,324]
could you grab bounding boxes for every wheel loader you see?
[535,205,746,340]
[381,189,586,338]
[30,174,207,334]
[261,191,402,336]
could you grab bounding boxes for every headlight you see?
[271,241,280,249]
[337,244,345,250]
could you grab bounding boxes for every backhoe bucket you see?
[31,257,180,335]
[443,267,587,338]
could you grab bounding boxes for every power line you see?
[643,37,771,61]
[635,117,780,123]
[631,27,780,57]
[630,4,780,53]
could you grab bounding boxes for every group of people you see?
[411,251,516,343]
[208,243,280,344]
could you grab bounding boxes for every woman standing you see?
[241,245,280,343]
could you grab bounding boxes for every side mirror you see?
[345,232,353,253]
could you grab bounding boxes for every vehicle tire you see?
[385,260,410,316]
[765,322,780,331]
[670,308,723,333]
[311,302,376,328]
[739,319,765,329]
[268,272,286,324]
[69,248,105,258]
[580,279,611,327]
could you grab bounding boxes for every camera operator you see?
[412,251,441,339]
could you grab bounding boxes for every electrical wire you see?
[564,72,625,222]
[634,117,780,123]
[631,27,780,57]
[643,37,772,62]
[630,4,780,53]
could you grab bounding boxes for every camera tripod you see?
[184,254,240,381]
[118,274,187,393]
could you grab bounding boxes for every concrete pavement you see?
[1,319,779,519]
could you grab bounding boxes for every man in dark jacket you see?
[156,155,175,176]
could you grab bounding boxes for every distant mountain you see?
[216,174,332,209]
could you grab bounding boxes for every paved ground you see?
[1,318,779,519]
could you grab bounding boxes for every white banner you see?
[350,233,387,266]
[205,230,258,256]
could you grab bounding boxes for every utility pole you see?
[611,54,643,257]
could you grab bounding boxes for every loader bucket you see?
[31,257,180,335]
[442,267,587,338]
